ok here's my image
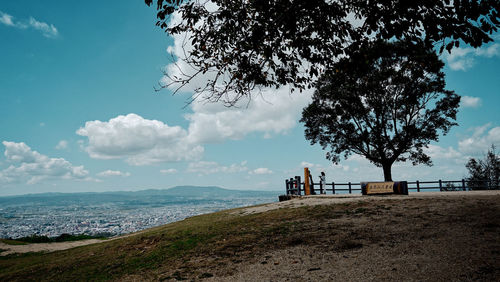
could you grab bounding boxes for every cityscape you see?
[0,187,278,239]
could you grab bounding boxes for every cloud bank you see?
[458,124,500,156]
[444,44,499,71]
[0,141,89,185]
[77,113,204,166]
[77,90,310,166]
[186,88,312,144]
[460,96,482,108]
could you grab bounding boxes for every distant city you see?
[0,186,278,239]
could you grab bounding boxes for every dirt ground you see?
[209,191,500,281]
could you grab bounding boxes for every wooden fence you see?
[285,177,499,196]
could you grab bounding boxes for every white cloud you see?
[424,144,465,164]
[444,44,500,71]
[77,113,204,166]
[55,140,68,150]
[187,161,248,175]
[97,170,130,177]
[249,167,273,175]
[300,161,320,168]
[160,168,178,174]
[0,11,15,26]
[76,94,310,166]
[0,141,89,185]
[458,124,500,156]
[476,44,500,57]
[28,17,58,38]
[0,10,58,38]
[186,88,312,143]
[460,96,482,108]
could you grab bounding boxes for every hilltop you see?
[1,191,499,281]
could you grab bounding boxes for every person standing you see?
[319,172,326,194]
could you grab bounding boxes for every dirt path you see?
[0,228,151,256]
[0,239,104,256]
[235,190,500,215]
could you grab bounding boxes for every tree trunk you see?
[382,163,393,182]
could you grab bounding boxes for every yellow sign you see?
[365,182,394,194]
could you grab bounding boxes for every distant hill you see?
[0,186,279,206]
[0,186,278,198]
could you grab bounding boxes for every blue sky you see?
[0,1,499,196]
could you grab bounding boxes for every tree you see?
[465,145,500,190]
[300,40,460,181]
[145,0,499,105]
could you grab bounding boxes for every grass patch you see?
[0,239,27,246]
[354,208,368,214]
[12,233,108,244]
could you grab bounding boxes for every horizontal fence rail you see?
[285,178,499,196]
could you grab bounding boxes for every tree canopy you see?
[465,145,500,189]
[300,40,460,181]
[146,0,499,104]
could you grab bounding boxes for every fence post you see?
[416,180,420,192]
[462,179,466,191]
[297,176,302,195]
[348,182,352,194]
[304,168,311,195]
[439,179,442,191]
[332,182,335,194]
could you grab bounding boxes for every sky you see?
[0,1,499,196]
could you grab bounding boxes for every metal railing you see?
[285,178,499,195]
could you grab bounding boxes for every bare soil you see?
[212,191,500,281]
